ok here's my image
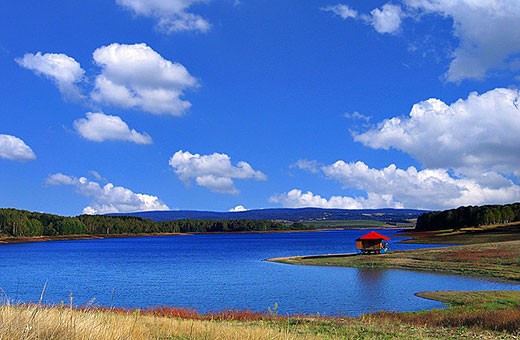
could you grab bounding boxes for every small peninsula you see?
[269,204,520,282]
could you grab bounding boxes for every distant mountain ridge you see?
[108,207,427,223]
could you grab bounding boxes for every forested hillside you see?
[112,207,426,223]
[0,208,311,237]
[415,203,520,231]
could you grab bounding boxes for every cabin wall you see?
[356,240,383,250]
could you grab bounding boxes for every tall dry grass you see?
[1,303,516,340]
[1,290,519,339]
[0,304,323,340]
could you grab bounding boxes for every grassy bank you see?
[269,223,520,282]
[270,240,520,282]
[1,290,518,339]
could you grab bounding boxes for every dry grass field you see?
[1,290,519,339]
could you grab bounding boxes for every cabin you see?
[355,231,390,254]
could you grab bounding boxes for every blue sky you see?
[1,0,520,216]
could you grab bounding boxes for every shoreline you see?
[0,232,186,245]
[0,226,410,245]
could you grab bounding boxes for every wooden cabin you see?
[356,231,390,254]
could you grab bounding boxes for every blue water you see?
[0,230,517,316]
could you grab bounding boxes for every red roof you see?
[357,231,390,241]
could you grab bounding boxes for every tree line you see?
[415,202,520,231]
[0,208,315,237]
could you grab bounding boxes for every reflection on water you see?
[0,230,517,316]
[357,269,387,296]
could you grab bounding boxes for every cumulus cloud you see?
[17,43,197,116]
[229,205,247,212]
[369,4,403,34]
[169,150,266,194]
[354,88,520,175]
[46,173,169,214]
[91,43,198,115]
[270,189,402,210]
[0,134,36,161]
[322,161,520,209]
[116,0,211,33]
[274,161,520,210]
[284,87,520,210]
[74,112,152,144]
[323,3,403,34]
[405,0,520,82]
[16,52,85,99]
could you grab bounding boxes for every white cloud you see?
[16,52,85,99]
[0,134,36,161]
[46,173,169,214]
[196,175,237,194]
[169,150,266,194]
[354,88,520,175]
[116,0,211,33]
[288,87,520,210]
[18,44,198,116]
[46,173,77,186]
[91,43,198,116]
[276,158,520,210]
[74,112,152,144]
[229,205,247,212]
[405,0,520,81]
[323,3,403,34]
[270,189,402,209]
[321,4,358,19]
[319,161,520,210]
[369,4,403,34]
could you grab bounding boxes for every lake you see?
[0,229,517,316]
